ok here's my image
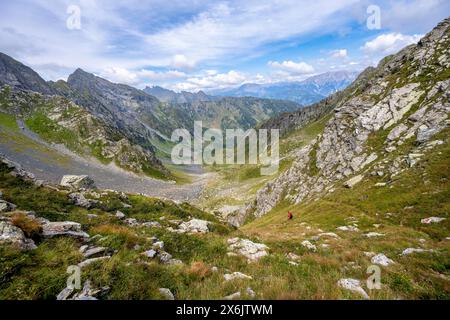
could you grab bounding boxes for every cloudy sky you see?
[0,0,449,92]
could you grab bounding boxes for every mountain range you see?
[209,71,359,105]
[0,53,304,179]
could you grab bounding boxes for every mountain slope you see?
[0,55,169,179]
[247,17,450,220]
[211,71,358,105]
[0,86,168,178]
[0,53,54,95]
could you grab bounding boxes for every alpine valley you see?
[0,13,449,301]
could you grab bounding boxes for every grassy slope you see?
[241,128,450,299]
[0,126,449,299]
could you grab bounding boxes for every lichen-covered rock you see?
[0,221,36,250]
[301,240,317,251]
[400,248,434,256]
[227,238,269,261]
[158,288,175,300]
[179,219,210,233]
[42,221,89,239]
[337,279,369,299]
[224,272,253,281]
[69,193,98,209]
[371,253,395,267]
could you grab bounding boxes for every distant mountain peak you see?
[143,86,216,103]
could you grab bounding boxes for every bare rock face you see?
[0,220,37,250]
[245,17,450,220]
[60,175,96,190]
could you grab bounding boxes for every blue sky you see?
[0,0,449,92]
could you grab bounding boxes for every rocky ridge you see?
[246,18,450,220]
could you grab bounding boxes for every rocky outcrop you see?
[179,219,210,233]
[61,175,96,190]
[223,272,253,281]
[371,254,395,267]
[0,220,37,250]
[227,238,269,261]
[337,278,369,299]
[69,193,99,209]
[246,17,450,220]
[41,221,89,239]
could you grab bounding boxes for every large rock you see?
[421,217,446,224]
[337,279,369,299]
[301,240,317,251]
[69,193,98,209]
[224,272,253,281]
[227,238,269,261]
[60,175,96,190]
[344,175,364,188]
[0,221,36,250]
[400,248,434,256]
[179,219,210,233]
[42,221,89,239]
[371,253,395,267]
[158,288,175,300]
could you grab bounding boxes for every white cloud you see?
[361,33,423,56]
[100,67,139,85]
[100,67,186,86]
[171,54,196,69]
[268,60,315,75]
[331,49,348,58]
[172,70,258,91]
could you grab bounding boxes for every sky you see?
[0,0,449,92]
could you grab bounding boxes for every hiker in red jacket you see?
[287,211,293,220]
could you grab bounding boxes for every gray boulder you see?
[42,221,89,239]
[69,193,98,209]
[179,219,210,233]
[60,175,96,190]
[0,221,37,250]
[158,288,175,300]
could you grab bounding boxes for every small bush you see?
[188,261,211,279]
[90,224,139,249]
